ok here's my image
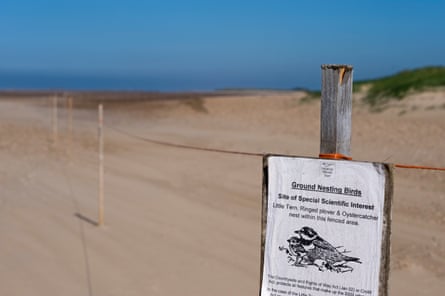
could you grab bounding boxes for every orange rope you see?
[394,164,445,171]
[319,153,353,160]
[319,153,445,171]
[108,126,264,157]
[109,125,445,171]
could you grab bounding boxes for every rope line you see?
[108,126,264,157]
[394,164,445,171]
[319,153,353,161]
[318,153,445,171]
[108,125,445,172]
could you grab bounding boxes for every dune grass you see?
[300,90,321,103]
[358,66,445,106]
[301,66,445,108]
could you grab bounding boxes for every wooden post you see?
[98,104,104,226]
[320,64,353,157]
[65,96,69,131]
[259,65,392,296]
[68,96,73,136]
[67,96,73,146]
[65,96,73,157]
[52,96,58,143]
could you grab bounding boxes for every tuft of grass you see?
[300,90,321,103]
[352,81,368,93]
[182,97,208,113]
[360,66,445,107]
[425,105,436,111]
[294,66,445,109]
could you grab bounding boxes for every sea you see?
[0,71,316,92]
[0,72,198,92]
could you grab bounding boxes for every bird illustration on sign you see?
[279,226,361,273]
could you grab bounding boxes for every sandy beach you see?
[0,91,444,295]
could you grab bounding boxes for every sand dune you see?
[0,92,444,295]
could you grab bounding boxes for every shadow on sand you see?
[75,213,99,227]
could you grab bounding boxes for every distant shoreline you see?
[0,89,302,101]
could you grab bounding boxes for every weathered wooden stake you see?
[52,96,58,143]
[65,96,73,157]
[98,104,104,226]
[68,96,73,136]
[65,96,69,131]
[259,65,392,296]
[320,64,353,157]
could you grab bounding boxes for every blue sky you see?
[1,0,444,90]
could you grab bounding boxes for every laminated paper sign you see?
[260,156,392,296]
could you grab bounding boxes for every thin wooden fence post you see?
[98,104,104,226]
[65,96,69,131]
[52,96,58,143]
[68,96,73,136]
[64,96,73,157]
[320,64,353,157]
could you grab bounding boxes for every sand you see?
[0,91,444,295]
